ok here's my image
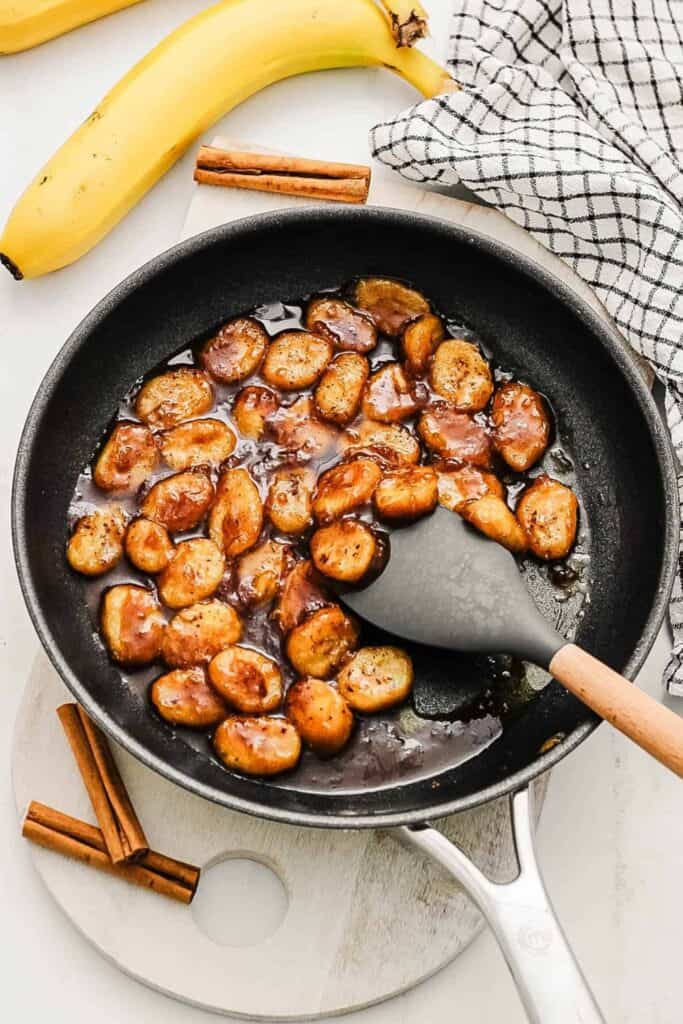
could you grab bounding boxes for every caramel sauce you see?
[68,286,592,794]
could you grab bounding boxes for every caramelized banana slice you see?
[310,519,379,583]
[158,538,225,608]
[286,606,359,678]
[266,467,314,535]
[343,419,420,466]
[208,646,283,713]
[401,313,445,376]
[200,316,268,384]
[338,646,414,712]
[125,517,174,573]
[232,385,280,440]
[134,369,214,430]
[274,560,331,633]
[374,465,437,522]
[100,584,165,665]
[418,405,492,466]
[353,278,429,336]
[93,422,158,493]
[491,382,551,472]
[437,465,504,513]
[67,507,126,576]
[314,352,369,425]
[159,418,236,470]
[161,600,242,668]
[516,476,578,560]
[209,467,263,557]
[141,470,214,533]
[304,297,378,353]
[285,678,354,756]
[213,716,302,777]
[269,396,339,459]
[262,330,333,390]
[235,540,294,607]
[460,495,527,554]
[362,362,422,423]
[430,339,493,411]
[312,458,382,523]
[150,667,227,728]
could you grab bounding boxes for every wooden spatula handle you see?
[550,644,683,777]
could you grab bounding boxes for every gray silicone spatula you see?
[336,505,683,777]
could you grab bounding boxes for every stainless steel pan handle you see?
[399,787,604,1024]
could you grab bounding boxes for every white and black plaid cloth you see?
[371,0,683,694]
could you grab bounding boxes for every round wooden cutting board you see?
[14,160,624,1018]
[13,654,546,1018]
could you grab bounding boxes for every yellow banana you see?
[0,0,144,54]
[0,0,451,280]
[380,1,428,46]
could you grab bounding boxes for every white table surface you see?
[1,4,682,1022]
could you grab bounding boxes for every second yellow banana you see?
[0,0,452,279]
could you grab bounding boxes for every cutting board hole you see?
[192,855,289,946]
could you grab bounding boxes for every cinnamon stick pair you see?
[22,703,201,903]
[23,802,198,904]
[194,146,371,204]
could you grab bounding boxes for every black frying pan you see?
[12,208,678,1022]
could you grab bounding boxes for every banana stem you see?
[380,0,428,47]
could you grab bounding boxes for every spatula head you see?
[336,506,564,668]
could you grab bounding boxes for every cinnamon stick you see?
[57,704,148,863]
[194,146,371,205]
[76,706,148,860]
[23,801,199,904]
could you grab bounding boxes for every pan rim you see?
[12,205,679,829]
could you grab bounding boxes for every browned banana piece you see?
[437,465,504,513]
[150,667,227,727]
[285,606,359,679]
[304,296,378,353]
[460,494,527,554]
[401,313,445,376]
[213,716,302,776]
[235,540,294,607]
[232,385,280,440]
[373,465,438,522]
[93,422,158,493]
[200,316,269,383]
[208,646,283,713]
[314,352,369,425]
[159,418,236,470]
[125,517,174,573]
[141,470,214,533]
[67,506,126,576]
[338,646,414,712]
[418,405,492,467]
[285,678,354,756]
[262,329,333,390]
[100,584,165,665]
[158,538,225,608]
[353,278,429,336]
[273,560,331,634]
[312,458,382,523]
[310,519,379,583]
[491,382,551,472]
[362,362,423,423]
[134,369,214,430]
[209,467,263,558]
[161,600,242,667]
[516,476,578,560]
[265,467,314,535]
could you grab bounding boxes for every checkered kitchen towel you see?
[371,0,683,694]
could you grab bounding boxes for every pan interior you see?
[14,208,675,825]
